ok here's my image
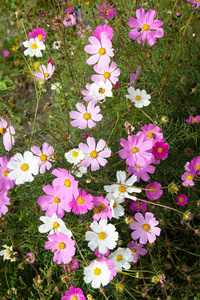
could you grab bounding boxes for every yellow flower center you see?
[103,72,110,79]
[136,203,141,207]
[98,87,105,94]
[157,147,163,153]
[54,197,60,203]
[37,34,43,40]
[72,151,78,157]
[116,255,122,261]
[106,9,109,13]
[58,242,66,249]
[113,202,116,208]
[40,154,47,161]
[77,197,84,204]
[99,203,106,211]
[64,179,71,187]
[44,73,49,78]
[94,267,101,275]
[178,197,184,203]
[132,147,138,153]
[135,95,141,101]
[83,29,86,33]
[149,186,155,193]
[0,128,5,134]
[193,118,198,122]
[195,164,200,170]
[132,248,137,253]
[31,43,38,49]
[98,47,106,55]
[147,132,153,138]
[119,186,126,193]
[196,0,200,2]
[53,222,59,229]
[5,248,10,253]
[142,24,149,31]
[143,224,150,231]
[83,113,91,120]
[3,170,9,176]
[135,164,141,169]
[98,232,106,240]
[186,175,193,181]
[90,151,98,158]
[21,163,29,171]
[72,296,78,300]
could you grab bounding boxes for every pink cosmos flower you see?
[61,286,86,300]
[81,83,97,103]
[31,142,55,174]
[0,117,15,151]
[26,252,35,264]
[51,15,62,30]
[188,156,200,175]
[63,13,76,27]
[0,190,11,217]
[119,132,153,167]
[152,141,169,160]
[93,25,114,42]
[70,102,103,130]
[52,168,79,201]
[33,63,55,81]
[128,8,164,46]
[141,124,163,143]
[130,200,147,213]
[187,0,200,9]
[1,50,9,57]
[93,196,112,221]
[145,182,163,200]
[37,185,71,218]
[98,3,117,20]
[97,256,117,281]
[63,259,79,273]
[127,160,155,182]
[181,172,195,187]
[91,61,120,85]
[177,194,188,206]
[0,157,14,190]
[130,212,161,244]
[29,28,47,42]
[186,116,200,124]
[128,66,141,88]
[69,189,94,214]
[128,241,147,263]
[84,33,114,68]
[76,25,91,38]
[45,232,76,264]
[78,137,111,172]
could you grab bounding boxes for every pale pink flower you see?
[128,241,147,263]
[31,142,55,174]
[76,25,91,38]
[187,0,200,9]
[93,196,112,221]
[93,25,114,42]
[91,61,120,85]
[128,8,164,46]
[127,160,155,182]
[26,252,35,264]
[0,157,14,190]
[0,118,15,151]
[61,286,86,300]
[84,33,114,68]
[33,63,55,81]
[181,172,195,187]
[69,189,94,214]
[29,28,47,42]
[70,102,103,130]
[45,232,76,264]
[63,13,76,27]
[98,3,117,20]
[145,182,163,200]
[177,194,188,206]
[81,83,97,103]
[0,190,11,218]
[188,156,200,175]
[51,15,62,30]
[78,137,111,172]
[130,212,161,244]
[186,116,200,124]
[128,66,141,88]
[140,124,163,142]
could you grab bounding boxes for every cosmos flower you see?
[127,241,147,263]
[109,247,133,271]
[93,25,114,41]
[145,182,163,200]
[33,62,55,81]
[23,37,45,57]
[126,87,151,108]
[181,172,195,187]
[0,117,15,151]
[28,28,47,42]
[187,0,200,9]
[98,3,117,20]
[177,194,188,206]
[186,116,200,124]
[31,142,55,174]
[61,286,86,300]
[91,61,120,85]
[84,260,112,289]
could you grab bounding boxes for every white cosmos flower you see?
[23,37,45,57]
[65,148,85,165]
[51,82,61,93]
[38,213,72,236]
[85,219,118,254]
[52,41,61,50]
[109,247,133,271]
[107,194,125,219]
[7,151,39,185]
[104,171,141,201]
[90,80,113,103]
[0,245,13,260]
[126,87,151,108]
[71,163,87,178]
[84,260,111,289]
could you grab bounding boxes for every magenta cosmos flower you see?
[0,190,11,217]
[70,102,103,130]
[0,157,14,190]
[188,156,200,175]
[119,132,153,167]
[177,194,188,206]
[152,141,169,160]
[130,200,147,213]
[29,28,47,42]
[45,232,76,264]
[84,33,114,68]
[62,286,86,300]
[69,189,94,214]
[1,50,9,57]
[33,62,55,81]
[0,117,15,151]
[187,0,200,9]
[63,258,79,273]
[31,142,55,174]
[181,172,195,187]
[37,185,71,218]
[98,3,117,20]
[93,25,114,42]
[145,182,163,200]
[78,137,111,172]
[130,212,161,244]
[186,116,200,124]
[91,61,120,85]
[128,8,164,46]
[128,241,147,263]
[127,160,155,182]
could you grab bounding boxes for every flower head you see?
[0,190,11,218]
[145,182,163,200]
[177,194,188,206]
[128,241,147,263]
[63,259,79,273]
[76,25,91,38]
[128,66,141,88]
[130,200,147,213]
[23,37,45,57]
[1,50,9,57]
[187,0,200,9]
[93,25,114,42]
[29,28,47,42]
[98,3,117,20]
[69,189,94,214]
[38,213,72,236]
[109,247,133,271]
[181,172,195,187]
[0,156,14,190]
[0,245,13,260]
[33,63,55,81]
[93,196,112,221]
[31,142,55,174]
[25,252,35,264]
[186,116,200,124]
[126,87,151,108]
[61,286,86,300]
[0,117,15,151]
[84,260,112,289]
[152,141,169,160]
[91,61,120,85]
[89,80,113,103]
